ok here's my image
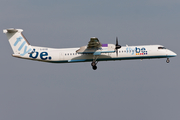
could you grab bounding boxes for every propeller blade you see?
[115,37,121,56]
[116,37,118,46]
[116,49,118,56]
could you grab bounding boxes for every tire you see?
[92,66,97,70]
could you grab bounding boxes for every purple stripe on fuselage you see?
[102,44,108,47]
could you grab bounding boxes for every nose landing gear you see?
[166,58,170,63]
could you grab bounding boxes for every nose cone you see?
[173,52,177,57]
[168,50,177,57]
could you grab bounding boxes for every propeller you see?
[115,37,121,56]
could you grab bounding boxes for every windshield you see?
[158,47,166,49]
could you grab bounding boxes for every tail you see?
[3,28,33,56]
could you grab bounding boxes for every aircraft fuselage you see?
[12,44,176,63]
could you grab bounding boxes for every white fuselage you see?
[12,44,177,63]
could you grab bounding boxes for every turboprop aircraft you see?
[3,28,177,70]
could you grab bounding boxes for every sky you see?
[0,0,180,120]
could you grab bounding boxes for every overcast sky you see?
[0,0,180,120]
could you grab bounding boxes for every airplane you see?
[3,28,177,70]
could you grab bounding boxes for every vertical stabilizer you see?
[3,28,32,56]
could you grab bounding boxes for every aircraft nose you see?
[168,51,177,57]
[173,52,177,56]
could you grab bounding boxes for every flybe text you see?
[126,47,148,55]
[14,37,52,60]
[14,37,32,56]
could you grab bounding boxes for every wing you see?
[76,37,115,55]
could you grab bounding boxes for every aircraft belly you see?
[65,53,111,62]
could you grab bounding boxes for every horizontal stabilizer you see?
[3,28,23,33]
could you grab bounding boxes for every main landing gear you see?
[91,61,98,70]
[166,58,170,63]
[91,55,99,70]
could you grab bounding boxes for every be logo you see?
[29,49,52,60]
[135,47,148,55]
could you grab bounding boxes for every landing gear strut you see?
[166,58,170,63]
[91,55,99,70]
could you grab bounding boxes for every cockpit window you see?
[158,47,166,49]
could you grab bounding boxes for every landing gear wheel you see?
[166,58,170,63]
[92,66,97,70]
[91,62,97,70]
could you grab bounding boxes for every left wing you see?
[76,37,115,55]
